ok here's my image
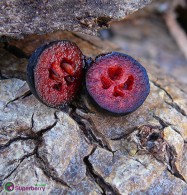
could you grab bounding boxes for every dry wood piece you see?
[0,32,187,194]
[165,0,187,60]
[0,0,152,39]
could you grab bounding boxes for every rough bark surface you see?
[0,0,152,39]
[0,31,187,194]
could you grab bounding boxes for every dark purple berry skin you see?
[26,40,84,108]
[86,52,150,115]
[27,43,49,102]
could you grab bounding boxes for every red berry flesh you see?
[27,40,84,108]
[86,52,150,114]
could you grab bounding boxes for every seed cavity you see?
[112,75,134,97]
[65,75,75,85]
[53,83,62,91]
[49,68,63,82]
[101,75,113,89]
[108,66,123,81]
[48,59,76,91]
[61,59,74,76]
[123,75,134,90]
[113,86,124,97]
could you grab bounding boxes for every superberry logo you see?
[3,182,46,192]
[4,182,14,192]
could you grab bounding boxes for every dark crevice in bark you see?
[151,80,173,101]
[71,32,103,49]
[0,136,37,150]
[0,120,57,150]
[153,114,169,128]
[30,113,34,130]
[35,148,70,188]
[158,144,186,183]
[21,91,32,99]
[35,169,39,183]
[151,80,187,117]
[69,106,113,153]
[28,112,70,188]
[3,42,29,59]
[130,157,147,169]
[83,148,121,195]
[33,120,58,137]
[5,90,32,108]
[167,146,186,183]
[1,146,38,182]
[169,126,183,138]
[0,70,8,80]
[136,125,186,183]
[111,127,137,140]
[153,114,184,139]
[111,134,129,141]
[54,111,59,120]
[1,113,70,188]
[165,101,187,117]
[97,16,111,27]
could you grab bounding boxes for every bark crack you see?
[70,107,113,153]
[71,32,103,49]
[3,42,29,59]
[0,120,58,150]
[129,157,147,169]
[153,114,170,128]
[1,146,38,182]
[5,90,32,108]
[165,101,187,117]
[111,127,138,141]
[31,120,58,137]
[35,148,70,188]
[153,114,184,139]
[151,80,187,117]
[136,125,186,183]
[28,112,70,188]
[1,114,70,188]
[166,145,186,183]
[0,136,37,150]
[83,147,121,195]
[151,80,173,101]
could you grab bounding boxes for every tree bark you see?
[0,0,152,39]
[0,32,187,194]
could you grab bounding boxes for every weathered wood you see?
[0,0,152,39]
[0,32,187,194]
[165,0,187,60]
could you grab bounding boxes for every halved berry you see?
[86,52,150,114]
[27,40,84,108]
